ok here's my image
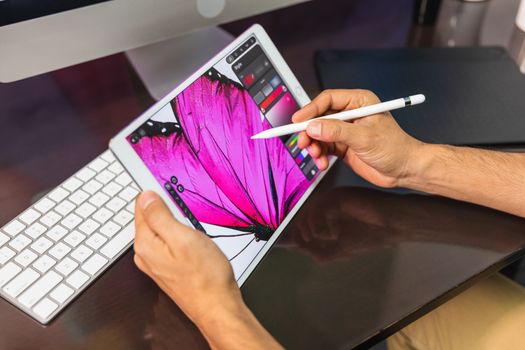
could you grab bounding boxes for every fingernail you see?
[307,122,322,137]
[140,191,157,210]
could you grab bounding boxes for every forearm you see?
[402,144,525,218]
[197,296,283,350]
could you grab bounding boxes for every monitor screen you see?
[0,0,111,27]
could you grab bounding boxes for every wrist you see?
[195,289,282,350]
[195,289,251,336]
[398,143,447,191]
[195,286,243,323]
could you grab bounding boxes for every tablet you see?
[110,24,335,286]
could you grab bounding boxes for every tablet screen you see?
[127,36,319,280]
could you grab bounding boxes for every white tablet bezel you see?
[109,24,336,286]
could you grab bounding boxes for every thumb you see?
[306,119,359,144]
[137,191,187,246]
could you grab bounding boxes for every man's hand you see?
[134,191,283,350]
[134,191,240,326]
[294,89,525,218]
[293,89,425,188]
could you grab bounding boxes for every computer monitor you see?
[0,0,307,98]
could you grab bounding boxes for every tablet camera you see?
[130,134,140,144]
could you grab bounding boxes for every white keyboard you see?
[0,150,137,324]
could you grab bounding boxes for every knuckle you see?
[319,89,334,103]
[134,254,145,271]
[150,266,162,277]
[325,123,342,140]
[361,89,380,103]
[134,240,146,256]
[177,235,191,254]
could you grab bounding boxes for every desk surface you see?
[1,0,525,349]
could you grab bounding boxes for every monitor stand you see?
[126,26,234,100]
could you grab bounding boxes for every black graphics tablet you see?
[315,47,525,146]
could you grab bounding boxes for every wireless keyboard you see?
[0,150,137,324]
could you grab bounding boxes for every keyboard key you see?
[61,213,82,230]
[34,198,55,214]
[100,221,120,238]
[75,202,96,219]
[0,247,16,265]
[40,211,62,228]
[126,200,136,214]
[9,235,31,252]
[100,224,134,259]
[25,223,47,239]
[100,150,115,163]
[102,182,122,197]
[88,158,108,172]
[0,262,21,287]
[14,249,37,267]
[62,177,83,192]
[92,208,113,224]
[55,200,76,216]
[66,270,89,289]
[0,232,9,247]
[77,219,100,235]
[82,179,103,195]
[33,298,58,319]
[19,209,41,225]
[31,237,53,254]
[48,188,69,203]
[85,233,107,250]
[48,242,71,260]
[82,254,108,276]
[75,168,95,182]
[4,268,40,298]
[115,173,132,186]
[88,192,110,207]
[19,271,62,308]
[55,257,78,276]
[46,225,68,242]
[118,187,138,202]
[108,162,123,175]
[113,210,133,227]
[64,231,85,248]
[33,255,56,274]
[106,197,126,213]
[3,220,25,236]
[71,245,93,263]
[69,189,89,206]
[50,283,74,304]
[95,170,115,185]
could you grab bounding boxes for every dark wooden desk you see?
[1,0,525,349]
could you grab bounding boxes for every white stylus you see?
[251,94,426,139]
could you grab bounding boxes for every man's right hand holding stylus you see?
[293,89,426,189]
[294,89,525,218]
